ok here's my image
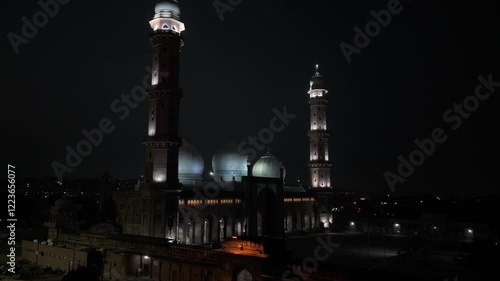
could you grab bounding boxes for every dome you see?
[154,0,181,19]
[310,65,326,90]
[54,197,75,208]
[178,140,204,181]
[212,142,248,182]
[252,152,286,179]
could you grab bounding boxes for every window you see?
[172,25,178,32]
[162,23,169,30]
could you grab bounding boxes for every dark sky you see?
[4,0,499,195]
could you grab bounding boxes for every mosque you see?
[109,0,334,245]
[22,1,337,279]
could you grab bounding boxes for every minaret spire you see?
[143,0,186,189]
[307,65,332,188]
[307,64,334,229]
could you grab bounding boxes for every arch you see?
[161,23,169,30]
[285,212,293,232]
[202,219,210,244]
[178,227,184,244]
[237,269,252,281]
[296,212,303,230]
[203,218,212,244]
[304,213,311,230]
[256,187,277,236]
[172,25,178,32]
[311,212,316,229]
[257,212,263,236]
[235,221,242,236]
[225,216,233,238]
[219,217,225,241]
[186,222,193,244]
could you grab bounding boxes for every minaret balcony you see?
[308,130,330,137]
[308,161,333,168]
[308,98,329,105]
[143,135,182,144]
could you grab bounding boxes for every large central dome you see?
[178,140,204,186]
[212,142,248,183]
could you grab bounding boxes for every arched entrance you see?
[237,269,252,281]
[256,187,277,236]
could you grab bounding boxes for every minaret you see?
[308,65,332,188]
[143,0,186,189]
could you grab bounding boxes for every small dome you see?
[178,140,204,181]
[252,152,286,179]
[212,142,248,182]
[54,198,74,208]
[155,0,181,19]
[310,65,326,90]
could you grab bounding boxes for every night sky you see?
[4,0,499,195]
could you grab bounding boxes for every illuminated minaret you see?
[308,65,332,188]
[143,0,185,189]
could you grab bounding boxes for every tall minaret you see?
[143,0,185,189]
[308,65,332,188]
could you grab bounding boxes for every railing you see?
[59,233,222,264]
